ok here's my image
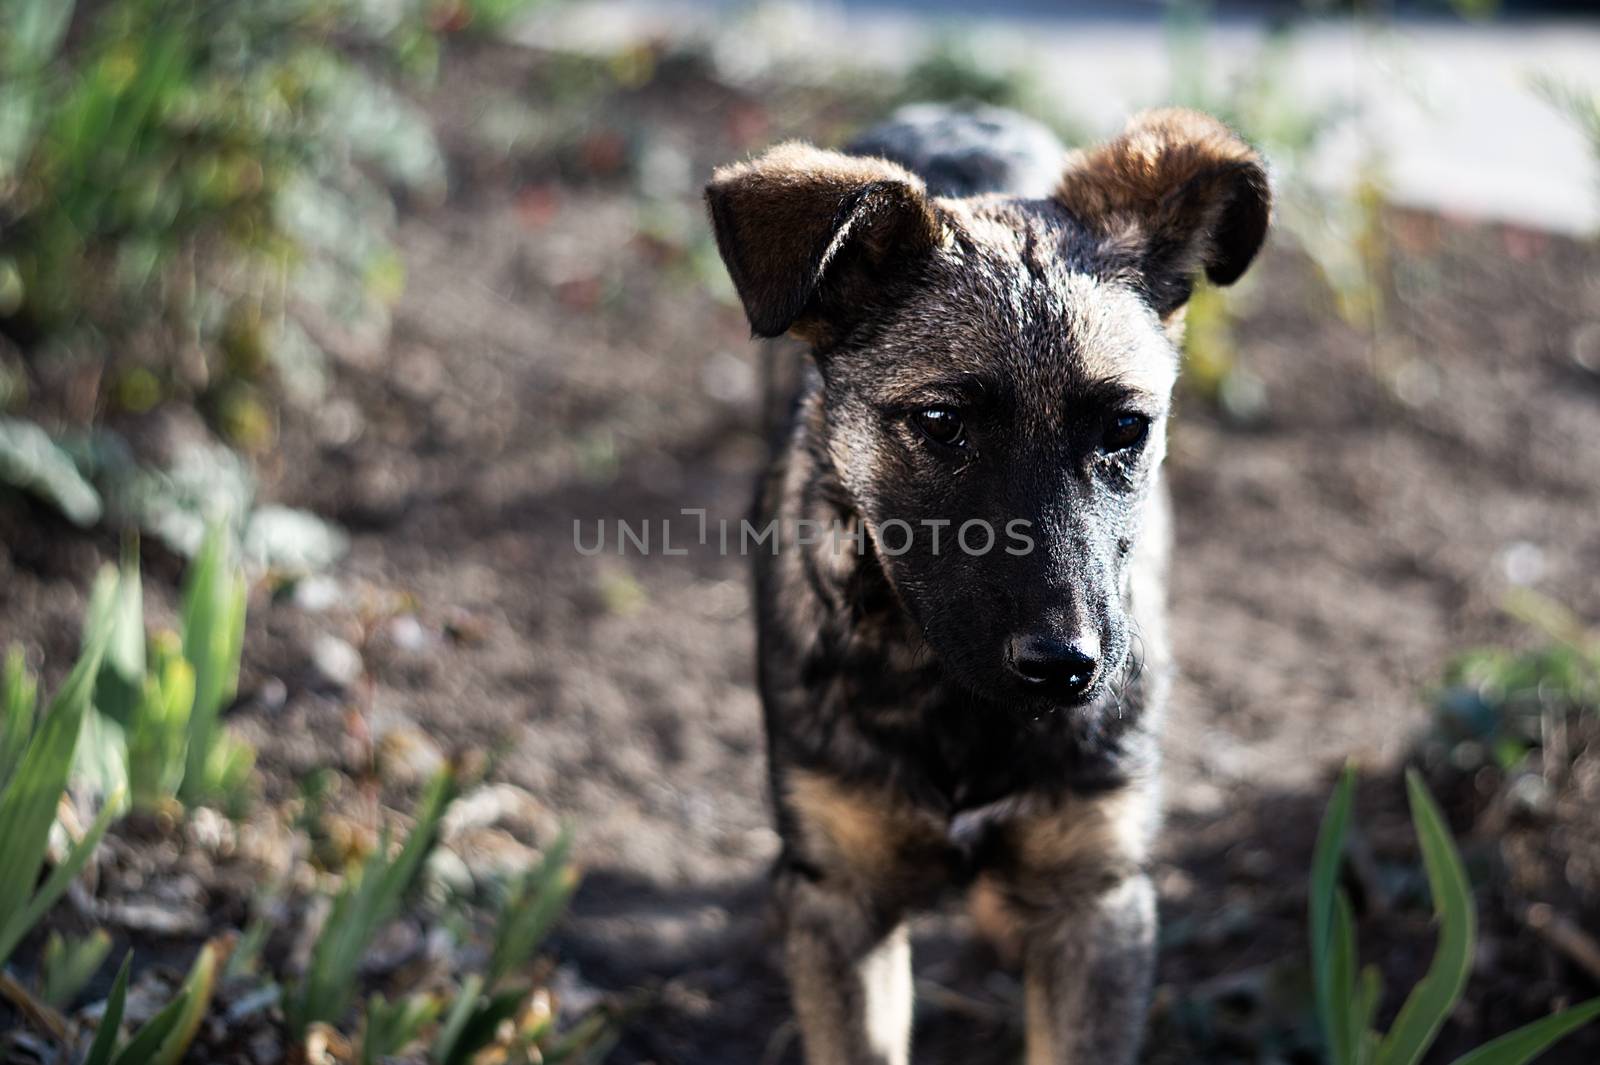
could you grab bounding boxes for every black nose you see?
[1008,633,1100,698]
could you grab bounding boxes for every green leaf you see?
[1312,763,1357,1055]
[430,973,484,1065]
[3,0,76,70]
[95,542,146,726]
[1447,998,1600,1065]
[0,788,121,966]
[110,989,190,1065]
[149,938,221,1065]
[360,991,442,1065]
[288,768,455,1032]
[83,953,132,1065]
[0,416,103,526]
[0,605,114,965]
[1328,889,1360,1065]
[437,984,529,1065]
[40,928,112,1008]
[178,522,247,805]
[488,826,577,986]
[1,643,37,789]
[1355,966,1384,1065]
[127,637,193,810]
[1376,770,1477,1065]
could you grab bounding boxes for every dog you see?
[705,104,1270,1065]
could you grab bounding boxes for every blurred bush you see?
[0,0,533,550]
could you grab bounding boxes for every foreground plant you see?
[76,524,251,813]
[287,769,458,1034]
[0,614,118,969]
[1311,766,1600,1065]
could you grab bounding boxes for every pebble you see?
[387,614,431,654]
[376,726,447,787]
[441,782,557,844]
[293,575,342,613]
[309,634,363,690]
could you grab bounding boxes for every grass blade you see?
[1312,764,1357,1056]
[1376,769,1476,1065]
[1,644,37,789]
[289,768,455,1031]
[83,952,132,1065]
[0,788,121,965]
[95,542,145,728]
[110,990,190,1065]
[0,605,113,965]
[488,826,578,987]
[149,938,221,1065]
[179,522,246,805]
[1329,889,1360,1064]
[41,928,112,1008]
[1446,998,1600,1065]
[430,974,485,1065]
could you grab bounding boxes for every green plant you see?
[486,828,578,986]
[286,767,458,1034]
[78,944,221,1065]
[72,523,252,813]
[0,0,532,537]
[1433,591,1600,770]
[360,991,444,1065]
[424,827,611,1065]
[39,929,113,1009]
[1310,766,1600,1065]
[177,520,248,805]
[0,611,120,969]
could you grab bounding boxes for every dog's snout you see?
[1007,632,1100,698]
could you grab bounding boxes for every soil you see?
[2,38,1599,1065]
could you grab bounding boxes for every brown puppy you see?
[706,107,1270,1065]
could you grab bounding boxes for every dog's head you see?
[708,109,1270,709]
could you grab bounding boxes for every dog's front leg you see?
[777,869,913,1065]
[1021,872,1155,1065]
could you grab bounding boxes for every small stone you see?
[387,614,431,654]
[451,826,539,885]
[1499,541,1545,587]
[253,676,288,713]
[424,846,474,902]
[377,726,446,788]
[186,807,237,855]
[1505,772,1554,818]
[309,635,363,690]
[441,783,557,844]
[292,575,341,613]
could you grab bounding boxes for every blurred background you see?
[1,1,1599,1063]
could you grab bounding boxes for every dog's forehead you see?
[885,197,1177,401]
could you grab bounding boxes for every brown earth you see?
[3,39,1599,1064]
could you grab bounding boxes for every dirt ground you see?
[3,39,1600,1064]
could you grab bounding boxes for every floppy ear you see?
[705,142,942,341]
[1055,108,1271,315]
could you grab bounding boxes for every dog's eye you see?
[1102,413,1150,453]
[911,407,966,449]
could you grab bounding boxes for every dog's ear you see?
[1055,108,1270,315]
[706,142,941,341]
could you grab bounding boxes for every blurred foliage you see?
[1311,766,1600,1065]
[1164,0,1390,404]
[67,524,254,816]
[1534,74,1600,207]
[0,605,117,971]
[1432,590,1600,773]
[288,768,457,1034]
[0,0,535,542]
[896,34,1085,145]
[3,591,602,1061]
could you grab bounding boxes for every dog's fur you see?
[705,107,1270,1065]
